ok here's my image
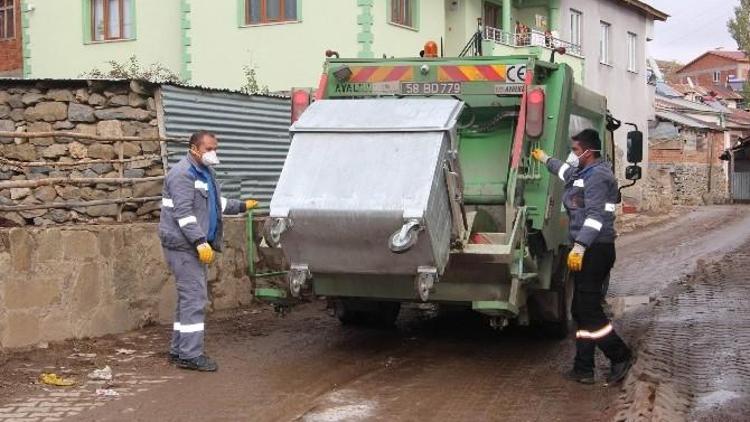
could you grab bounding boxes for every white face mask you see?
[566,149,600,168]
[201,150,220,166]
[566,151,583,168]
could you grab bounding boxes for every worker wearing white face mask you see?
[158,130,258,372]
[531,129,631,386]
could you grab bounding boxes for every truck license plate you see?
[401,82,462,95]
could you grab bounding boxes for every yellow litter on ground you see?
[39,373,76,387]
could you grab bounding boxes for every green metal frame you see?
[236,0,303,27]
[81,0,137,45]
[386,0,420,31]
[312,53,610,319]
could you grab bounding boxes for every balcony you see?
[481,25,585,82]
[483,26,583,57]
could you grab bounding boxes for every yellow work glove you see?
[531,148,550,163]
[245,199,259,210]
[567,243,586,272]
[196,242,215,264]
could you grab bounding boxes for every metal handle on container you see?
[389,219,423,253]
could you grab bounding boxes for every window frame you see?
[570,9,582,48]
[483,1,501,30]
[243,0,299,26]
[85,0,135,43]
[626,31,637,73]
[0,0,15,41]
[389,0,418,30]
[713,71,721,83]
[599,21,611,66]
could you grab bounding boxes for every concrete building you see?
[476,0,667,200]
[676,50,750,88]
[0,0,22,76]
[19,1,666,87]
[19,0,445,91]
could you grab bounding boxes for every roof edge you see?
[677,51,750,74]
[615,0,669,21]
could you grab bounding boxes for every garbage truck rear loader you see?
[264,52,641,336]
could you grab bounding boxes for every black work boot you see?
[168,353,180,364]
[564,369,595,385]
[606,359,632,385]
[178,355,218,372]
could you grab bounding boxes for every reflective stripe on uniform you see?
[573,179,585,188]
[220,197,227,212]
[179,323,204,333]
[173,322,180,331]
[605,203,616,212]
[583,218,603,231]
[194,180,208,190]
[558,163,570,181]
[162,198,174,208]
[178,215,197,227]
[576,323,613,339]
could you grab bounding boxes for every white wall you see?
[444,0,483,57]
[27,0,182,79]
[558,0,655,191]
[371,0,446,59]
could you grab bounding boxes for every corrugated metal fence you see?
[160,85,291,213]
[732,172,750,201]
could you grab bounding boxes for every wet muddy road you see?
[3,205,750,421]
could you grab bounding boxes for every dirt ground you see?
[1,205,750,422]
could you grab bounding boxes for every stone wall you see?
[0,219,254,349]
[0,80,164,227]
[646,128,730,209]
[644,164,728,208]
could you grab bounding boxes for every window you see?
[713,71,721,83]
[484,2,500,29]
[627,32,637,72]
[0,0,14,40]
[91,0,134,41]
[570,9,582,47]
[245,0,297,25]
[391,0,415,28]
[599,21,611,65]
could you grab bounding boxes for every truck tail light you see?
[314,73,328,100]
[525,88,545,138]
[291,88,312,124]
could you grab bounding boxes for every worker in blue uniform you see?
[532,129,632,385]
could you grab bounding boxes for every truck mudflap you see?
[268,99,466,301]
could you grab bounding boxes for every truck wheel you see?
[543,249,573,339]
[334,299,401,327]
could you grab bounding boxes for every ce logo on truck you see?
[506,65,527,84]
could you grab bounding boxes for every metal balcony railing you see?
[483,26,584,58]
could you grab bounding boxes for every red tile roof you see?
[678,51,750,74]
[710,50,749,62]
[706,84,745,100]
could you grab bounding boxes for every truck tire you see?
[543,249,573,339]
[333,299,401,327]
[527,248,573,339]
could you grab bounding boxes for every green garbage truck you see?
[262,47,642,336]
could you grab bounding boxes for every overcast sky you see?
[646,0,740,63]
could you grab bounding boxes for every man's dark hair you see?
[189,130,216,149]
[572,129,601,156]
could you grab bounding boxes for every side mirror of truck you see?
[627,130,643,163]
[625,165,642,181]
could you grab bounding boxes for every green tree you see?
[728,0,750,103]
